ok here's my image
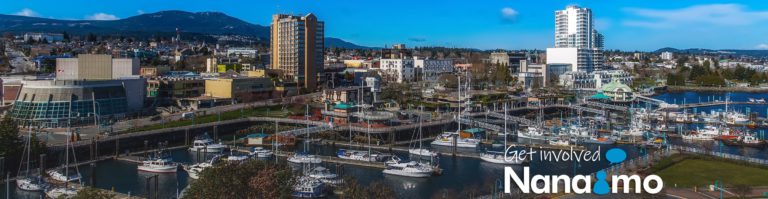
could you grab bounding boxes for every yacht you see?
[183,155,221,180]
[548,138,570,146]
[138,150,179,173]
[189,133,228,153]
[46,169,81,182]
[16,177,46,191]
[382,157,434,178]
[287,153,322,164]
[307,166,343,186]
[250,147,274,158]
[292,176,325,198]
[430,132,480,148]
[480,151,525,164]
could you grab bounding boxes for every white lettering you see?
[505,167,529,193]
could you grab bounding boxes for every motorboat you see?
[408,148,438,157]
[287,153,322,164]
[250,147,274,158]
[548,138,570,146]
[307,166,343,186]
[189,133,228,153]
[382,157,434,178]
[292,176,325,198]
[430,132,480,148]
[336,149,377,162]
[46,169,81,182]
[183,155,222,180]
[580,136,616,145]
[480,151,525,165]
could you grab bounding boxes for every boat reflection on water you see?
[382,174,428,191]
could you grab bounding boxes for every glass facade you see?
[9,80,130,128]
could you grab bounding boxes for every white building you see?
[23,33,64,42]
[226,48,257,58]
[378,59,414,83]
[414,57,453,81]
[559,70,633,89]
[660,51,674,60]
[547,5,604,73]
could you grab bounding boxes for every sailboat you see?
[409,107,438,157]
[481,103,524,165]
[16,126,47,191]
[184,154,222,180]
[47,129,82,183]
[46,102,82,198]
[431,73,480,148]
[289,105,323,164]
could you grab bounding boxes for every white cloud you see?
[756,44,768,49]
[86,13,119,20]
[14,8,39,17]
[594,18,612,30]
[500,7,518,23]
[623,4,768,29]
[137,10,145,15]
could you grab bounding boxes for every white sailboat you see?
[184,155,222,179]
[46,104,82,198]
[431,74,480,148]
[409,106,438,157]
[288,153,322,164]
[307,166,343,186]
[481,103,524,165]
[249,147,273,158]
[16,127,47,191]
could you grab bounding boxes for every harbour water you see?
[2,91,768,198]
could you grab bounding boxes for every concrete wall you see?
[55,58,79,80]
[78,54,112,80]
[112,58,139,79]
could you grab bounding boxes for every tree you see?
[183,160,295,199]
[437,74,458,88]
[71,187,115,199]
[0,118,46,176]
[340,176,395,199]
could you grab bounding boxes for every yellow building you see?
[205,77,275,102]
[245,69,267,78]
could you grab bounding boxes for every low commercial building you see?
[9,78,145,128]
[559,70,633,89]
[414,58,453,82]
[204,77,275,103]
[56,54,139,80]
[146,78,205,106]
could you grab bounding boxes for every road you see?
[5,47,34,73]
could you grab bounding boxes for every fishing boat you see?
[287,153,322,164]
[307,166,343,186]
[517,126,552,141]
[250,147,274,158]
[580,136,616,145]
[189,133,228,153]
[548,138,570,146]
[292,176,325,198]
[683,125,728,141]
[138,148,179,173]
[382,157,434,178]
[722,134,765,148]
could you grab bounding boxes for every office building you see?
[378,59,415,83]
[661,51,674,60]
[489,52,526,73]
[414,58,454,82]
[205,77,275,103]
[547,5,604,73]
[270,13,324,90]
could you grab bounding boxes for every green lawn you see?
[127,105,301,133]
[656,158,768,187]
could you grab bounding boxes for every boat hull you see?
[382,169,432,178]
[138,166,178,173]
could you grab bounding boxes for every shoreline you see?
[666,86,768,93]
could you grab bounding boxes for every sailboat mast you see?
[457,75,461,131]
[419,106,423,150]
[504,102,508,148]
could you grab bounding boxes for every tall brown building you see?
[270,13,324,90]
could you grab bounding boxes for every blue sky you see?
[3,0,768,51]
